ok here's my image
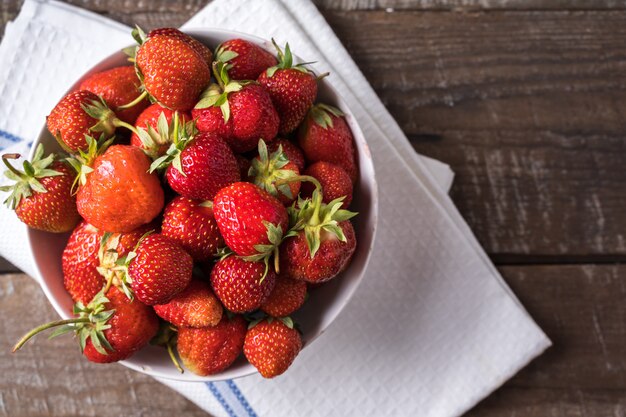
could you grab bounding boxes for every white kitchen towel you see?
[0,1,551,417]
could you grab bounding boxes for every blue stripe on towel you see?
[206,382,239,417]
[226,380,258,417]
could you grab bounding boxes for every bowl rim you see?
[27,28,379,381]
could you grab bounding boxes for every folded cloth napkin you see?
[0,1,551,416]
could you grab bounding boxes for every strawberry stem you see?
[1,154,25,179]
[12,317,91,352]
[167,341,184,373]
[116,91,148,110]
[212,62,226,90]
[113,119,139,136]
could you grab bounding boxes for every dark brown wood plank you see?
[324,10,626,257]
[314,0,626,10]
[3,264,626,416]
[0,258,19,273]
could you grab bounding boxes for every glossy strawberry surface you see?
[47,90,101,152]
[243,319,302,378]
[177,315,247,376]
[218,38,277,80]
[153,279,222,328]
[77,145,164,233]
[301,161,353,208]
[128,234,193,305]
[211,256,276,313]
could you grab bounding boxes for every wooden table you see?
[2,1,626,415]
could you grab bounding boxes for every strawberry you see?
[267,139,305,172]
[82,288,159,363]
[298,104,358,183]
[153,279,223,328]
[281,220,356,283]
[147,28,213,66]
[210,256,276,313]
[213,182,288,259]
[74,143,164,233]
[95,223,157,299]
[62,221,104,304]
[154,130,240,201]
[215,38,277,80]
[130,103,190,157]
[133,27,211,111]
[47,90,136,153]
[192,62,279,153]
[13,287,159,364]
[161,196,224,261]
[249,139,300,205]
[280,185,357,283]
[79,66,149,125]
[126,233,193,305]
[260,276,307,317]
[244,317,302,378]
[177,315,247,376]
[1,145,80,233]
[301,161,353,208]
[257,41,319,135]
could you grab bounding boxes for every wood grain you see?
[325,10,626,257]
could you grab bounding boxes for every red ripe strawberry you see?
[161,196,224,261]
[192,64,279,153]
[177,315,247,376]
[13,287,159,365]
[62,221,104,304]
[216,38,277,80]
[127,233,193,305]
[282,220,356,283]
[257,41,318,135]
[148,28,213,66]
[162,132,240,200]
[47,90,135,153]
[213,182,288,257]
[75,144,164,233]
[261,276,307,317]
[79,66,149,125]
[244,317,302,378]
[210,256,276,313]
[130,103,190,157]
[302,161,353,208]
[298,104,358,183]
[1,145,80,233]
[280,186,357,283]
[153,279,223,328]
[267,139,305,172]
[134,28,211,111]
[82,288,159,363]
[249,139,300,205]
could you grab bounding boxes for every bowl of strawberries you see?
[5,27,377,381]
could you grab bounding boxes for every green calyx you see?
[149,111,197,174]
[286,178,357,258]
[96,232,135,300]
[82,96,139,137]
[13,289,115,356]
[0,144,64,210]
[241,220,285,281]
[308,103,345,129]
[194,61,251,123]
[65,134,114,192]
[249,139,298,200]
[150,322,183,373]
[215,44,239,69]
[265,39,313,78]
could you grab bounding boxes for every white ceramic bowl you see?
[27,29,378,381]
